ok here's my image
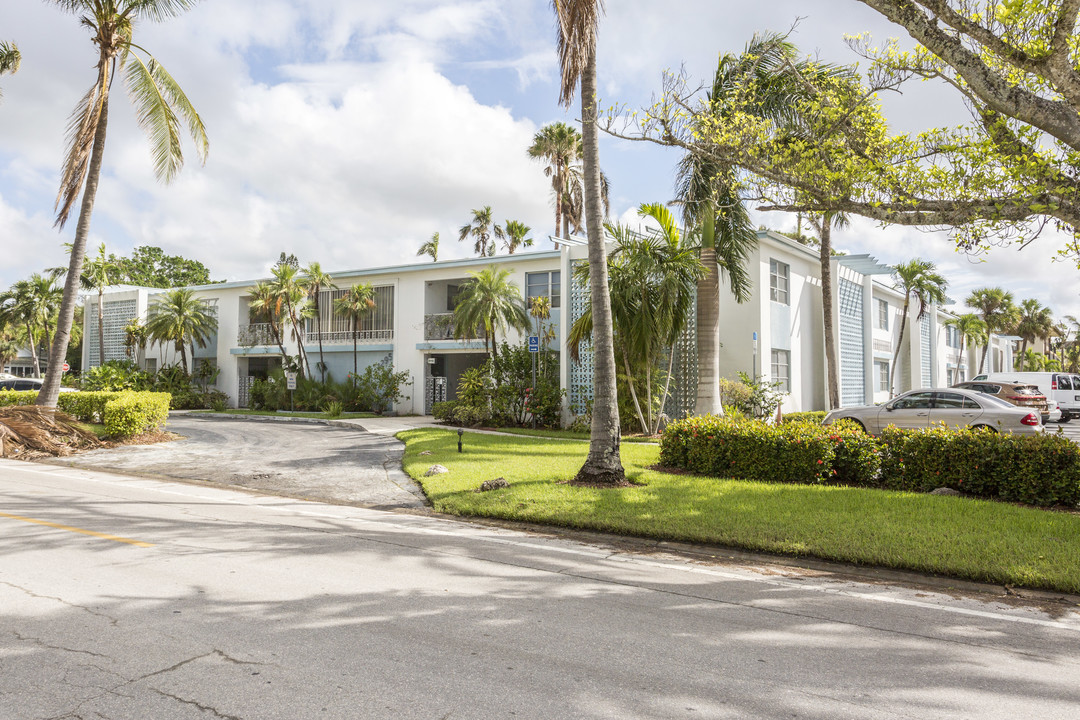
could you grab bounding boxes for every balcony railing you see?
[237,323,277,347]
[305,329,393,344]
[424,313,485,341]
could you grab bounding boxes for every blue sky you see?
[0,1,1071,320]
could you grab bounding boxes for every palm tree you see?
[27,272,64,361]
[36,1,208,410]
[269,263,311,377]
[247,281,290,360]
[944,313,986,377]
[417,232,439,262]
[0,40,20,99]
[500,220,533,254]
[888,259,948,395]
[1015,298,1054,370]
[303,262,336,381]
[0,281,41,376]
[528,121,581,238]
[452,267,531,361]
[77,243,121,367]
[966,287,1016,375]
[561,163,611,238]
[145,288,217,374]
[333,283,376,385]
[459,206,497,257]
[553,0,625,485]
[568,205,705,435]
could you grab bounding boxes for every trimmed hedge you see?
[660,415,1080,507]
[0,389,171,437]
[780,411,827,425]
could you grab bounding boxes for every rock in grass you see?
[930,487,961,496]
[477,477,509,492]
[425,464,449,476]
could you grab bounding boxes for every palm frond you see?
[552,0,605,107]
[55,79,106,228]
[123,50,183,182]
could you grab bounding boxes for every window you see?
[944,325,961,349]
[876,299,889,330]
[1058,375,1072,390]
[769,260,789,304]
[933,392,965,409]
[875,360,890,391]
[144,358,157,373]
[526,271,561,308]
[771,349,790,392]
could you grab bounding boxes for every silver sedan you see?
[822,388,1044,435]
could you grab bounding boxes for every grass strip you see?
[491,427,658,443]
[401,428,1080,594]
[191,409,376,419]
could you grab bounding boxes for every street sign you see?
[285,371,297,390]
[528,336,540,353]
[61,362,70,373]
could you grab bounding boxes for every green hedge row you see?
[780,411,827,425]
[0,390,171,438]
[660,415,1080,507]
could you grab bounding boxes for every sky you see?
[0,0,1074,322]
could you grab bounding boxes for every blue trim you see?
[416,341,488,351]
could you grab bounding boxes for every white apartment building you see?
[83,230,1016,416]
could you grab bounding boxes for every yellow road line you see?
[0,511,154,547]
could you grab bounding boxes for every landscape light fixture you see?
[458,428,464,453]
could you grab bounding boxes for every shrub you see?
[432,401,460,422]
[102,392,171,438]
[355,359,411,414]
[57,391,115,423]
[322,399,343,418]
[79,360,152,391]
[782,411,827,425]
[210,397,227,412]
[0,390,38,408]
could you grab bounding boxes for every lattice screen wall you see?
[838,278,865,407]
[87,299,137,367]
[567,260,594,414]
[920,316,932,386]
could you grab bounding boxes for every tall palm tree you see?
[553,0,625,485]
[452,267,531,361]
[966,287,1016,375]
[1015,298,1054,370]
[77,242,121,366]
[269,263,311,377]
[561,163,611,238]
[528,121,580,238]
[500,220,533,254]
[145,288,217,374]
[303,262,336,381]
[417,232,439,262]
[0,280,42,376]
[333,283,376,385]
[247,281,290,360]
[459,206,497,257]
[944,313,987,377]
[568,206,705,435]
[27,272,64,361]
[888,259,948,396]
[36,1,208,409]
[0,40,20,99]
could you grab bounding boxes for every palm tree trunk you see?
[1019,338,1028,371]
[315,296,326,381]
[889,300,910,397]
[621,351,648,435]
[653,345,677,435]
[352,320,358,387]
[957,337,965,377]
[693,230,722,417]
[179,343,189,374]
[574,48,625,485]
[26,322,40,377]
[97,286,106,366]
[820,218,839,409]
[555,163,564,238]
[36,56,111,409]
[979,339,989,375]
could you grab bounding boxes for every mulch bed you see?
[0,406,101,459]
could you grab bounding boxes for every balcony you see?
[237,323,277,347]
[305,329,393,344]
[424,313,486,342]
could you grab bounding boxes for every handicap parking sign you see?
[528,336,540,352]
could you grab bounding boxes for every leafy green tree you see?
[1015,298,1054,370]
[303,262,336,381]
[966,287,1018,375]
[944,313,987,376]
[452,267,530,361]
[37,0,208,410]
[889,260,948,395]
[553,0,625,485]
[0,40,20,98]
[568,205,704,434]
[333,283,375,385]
[107,246,215,287]
[500,220,533,254]
[145,288,217,375]
[459,206,497,257]
[417,232,439,262]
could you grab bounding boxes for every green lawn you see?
[489,427,659,443]
[190,409,377,420]
[401,428,1080,593]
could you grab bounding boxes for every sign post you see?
[285,371,297,412]
[528,336,539,429]
[752,331,758,381]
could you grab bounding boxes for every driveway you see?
[45,415,428,510]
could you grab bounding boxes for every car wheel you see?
[1059,414,1071,424]
[972,424,998,433]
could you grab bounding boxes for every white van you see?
[977,372,1080,421]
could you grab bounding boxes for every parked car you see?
[972,372,1080,421]
[822,388,1044,436]
[951,380,1050,423]
[0,377,77,392]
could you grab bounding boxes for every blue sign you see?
[528,336,540,352]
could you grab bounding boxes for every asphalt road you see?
[2,460,1079,720]
[48,414,427,509]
